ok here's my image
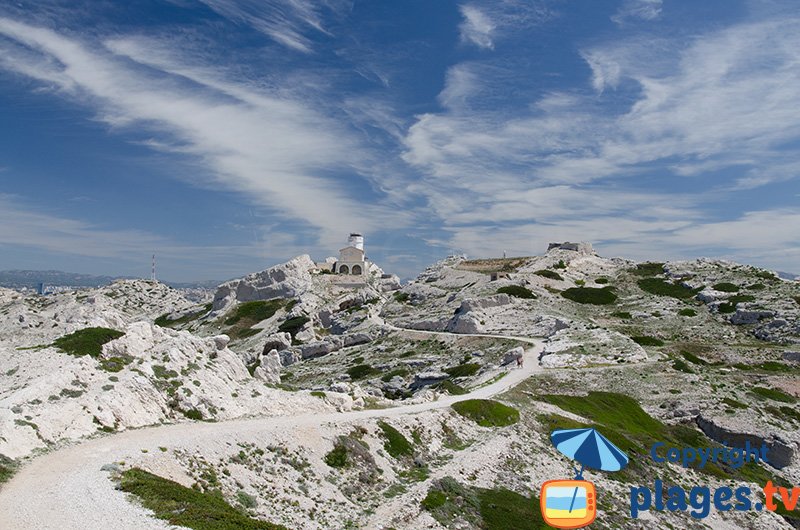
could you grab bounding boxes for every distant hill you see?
[0,270,220,290]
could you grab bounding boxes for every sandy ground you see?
[0,330,544,530]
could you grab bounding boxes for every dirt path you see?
[0,330,544,530]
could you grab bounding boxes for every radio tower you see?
[151,254,157,282]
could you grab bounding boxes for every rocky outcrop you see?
[696,415,796,469]
[547,242,594,254]
[212,255,316,312]
[729,309,775,325]
[262,332,292,354]
[253,349,282,384]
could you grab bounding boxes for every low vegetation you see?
[496,285,536,299]
[678,308,697,317]
[630,262,665,277]
[347,364,379,380]
[712,282,740,292]
[751,386,796,403]
[631,336,665,347]
[377,421,413,458]
[277,316,310,337]
[155,303,212,328]
[534,269,563,280]
[224,300,287,339]
[444,363,481,378]
[118,468,286,529]
[561,287,617,305]
[0,455,16,484]
[53,327,125,358]
[421,476,546,530]
[637,278,697,299]
[452,399,519,427]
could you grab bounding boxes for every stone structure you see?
[333,233,368,276]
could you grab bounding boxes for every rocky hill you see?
[1,245,799,529]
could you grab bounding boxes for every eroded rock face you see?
[253,349,282,385]
[212,255,316,312]
[730,309,775,325]
[696,415,796,469]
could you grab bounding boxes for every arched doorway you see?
[351,264,362,275]
[339,265,350,274]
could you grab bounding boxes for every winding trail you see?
[0,329,544,530]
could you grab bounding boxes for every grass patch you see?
[444,363,480,378]
[561,287,617,305]
[452,399,519,427]
[393,292,410,303]
[718,302,736,314]
[53,327,125,358]
[534,270,563,281]
[118,468,286,530]
[611,311,632,319]
[539,391,777,485]
[681,351,708,365]
[347,364,379,380]
[224,300,284,325]
[496,285,536,299]
[728,294,755,305]
[678,308,697,317]
[722,397,747,410]
[637,278,697,299]
[671,359,694,373]
[324,443,349,468]
[630,262,665,277]
[277,316,310,337]
[310,391,326,398]
[751,386,796,403]
[631,336,665,347]
[377,421,413,458]
[713,282,740,292]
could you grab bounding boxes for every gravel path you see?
[0,330,544,530]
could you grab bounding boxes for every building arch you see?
[351,264,362,275]
[339,264,350,274]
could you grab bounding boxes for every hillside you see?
[0,244,799,529]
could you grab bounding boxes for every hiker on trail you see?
[516,356,523,369]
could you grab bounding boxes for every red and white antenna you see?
[151,254,156,281]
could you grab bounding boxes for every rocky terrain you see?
[1,243,799,529]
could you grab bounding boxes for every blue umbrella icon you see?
[550,428,629,513]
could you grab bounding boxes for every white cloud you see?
[459,5,496,49]
[0,18,411,251]
[612,0,663,26]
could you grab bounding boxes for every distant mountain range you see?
[0,270,221,290]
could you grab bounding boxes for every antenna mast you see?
[151,254,156,281]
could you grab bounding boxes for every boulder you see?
[696,415,795,469]
[253,349,281,384]
[730,309,775,325]
[783,351,800,363]
[262,332,292,354]
[502,346,525,365]
[455,294,511,314]
[447,314,484,334]
[411,371,448,389]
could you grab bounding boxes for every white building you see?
[334,233,367,276]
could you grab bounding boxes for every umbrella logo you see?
[541,428,629,529]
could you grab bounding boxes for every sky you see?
[0,0,799,282]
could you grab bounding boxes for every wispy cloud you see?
[192,0,346,53]
[0,17,411,251]
[612,0,663,26]
[459,4,495,49]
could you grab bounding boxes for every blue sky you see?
[0,0,799,281]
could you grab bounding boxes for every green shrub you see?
[754,269,777,280]
[713,282,740,292]
[638,278,696,299]
[393,292,410,303]
[377,421,413,458]
[594,277,609,284]
[672,359,694,373]
[793,295,800,306]
[183,409,203,421]
[561,287,617,305]
[421,490,447,510]
[728,294,755,305]
[381,368,409,382]
[534,270,563,280]
[751,387,796,403]
[631,262,665,277]
[310,391,326,398]
[277,316,310,337]
[438,380,467,395]
[496,285,536,299]
[631,336,664,347]
[53,327,125,358]
[444,363,481,378]
[224,300,284,325]
[718,303,736,314]
[236,491,258,510]
[118,468,286,530]
[0,455,16,484]
[324,443,349,468]
[478,487,544,530]
[747,283,766,290]
[155,303,212,328]
[553,260,567,269]
[681,351,708,365]
[678,308,697,317]
[722,397,747,410]
[611,311,632,319]
[452,399,519,427]
[347,364,379,380]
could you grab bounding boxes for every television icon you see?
[540,479,597,529]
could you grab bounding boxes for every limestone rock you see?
[253,349,282,384]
